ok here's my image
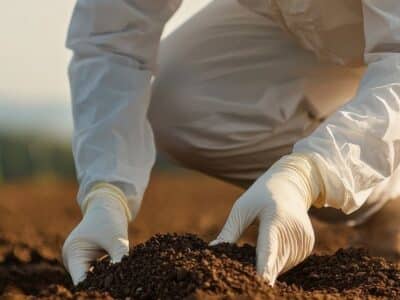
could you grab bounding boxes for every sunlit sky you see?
[0,1,212,136]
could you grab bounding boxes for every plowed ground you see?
[1,171,397,299]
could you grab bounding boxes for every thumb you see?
[107,237,129,263]
[62,239,102,285]
[210,200,255,246]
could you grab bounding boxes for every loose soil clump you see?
[1,232,400,299]
[281,247,400,299]
[78,233,272,299]
[78,233,400,299]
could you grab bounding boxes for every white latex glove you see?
[211,154,323,285]
[62,183,132,285]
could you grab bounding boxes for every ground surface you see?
[0,171,397,299]
[78,233,400,299]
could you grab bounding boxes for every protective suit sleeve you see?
[67,0,182,217]
[294,0,400,214]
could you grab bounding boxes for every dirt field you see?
[0,170,397,299]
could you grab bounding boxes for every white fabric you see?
[239,0,366,66]
[67,0,400,219]
[149,0,325,185]
[293,0,400,214]
[210,154,321,284]
[62,185,130,285]
[67,0,182,216]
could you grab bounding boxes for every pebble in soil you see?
[77,233,400,300]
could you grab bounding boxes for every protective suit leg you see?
[149,0,391,226]
[150,0,347,180]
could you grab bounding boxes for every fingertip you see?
[109,238,129,263]
[256,259,278,286]
[73,272,88,286]
[260,266,278,286]
[215,200,254,246]
[67,259,90,286]
[61,240,93,286]
[209,239,224,246]
[61,238,72,271]
[256,226,280,286]
[212,225,240,245]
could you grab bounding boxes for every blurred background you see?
[0,1,213,183]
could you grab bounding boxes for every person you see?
[62,0,400,286]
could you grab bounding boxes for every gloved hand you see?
[62,183,132,285]
[211,154,323,285]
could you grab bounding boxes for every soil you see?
[77,233,267,299]
[2,232,399,299]
[0,173,398,299]
[77,233,400,300]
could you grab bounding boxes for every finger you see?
[62,239,102,285]
[107,237,129,263]
[210,200,255,246]
[256,219,281,286]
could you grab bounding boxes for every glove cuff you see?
[81,182,133,221]
[274,154,325,209]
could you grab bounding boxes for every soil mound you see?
[2,233,400,299]
[78,233,400,300]
[281,247,400,298]
[78,233,272,299]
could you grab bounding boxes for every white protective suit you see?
[67,0,400,223]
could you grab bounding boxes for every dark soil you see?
[76,233,400,300]
[0,178,398,299]
[78,233,269,299]
[281,247,400,299]
[1,232,400,299]
[0,236,111,299]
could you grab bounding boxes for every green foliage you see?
[0,134,75,181]
[0,133,182,183]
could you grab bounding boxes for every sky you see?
[0,1,212,137]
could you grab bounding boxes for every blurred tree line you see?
[0,133,180,183]
[0,134,75,182]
